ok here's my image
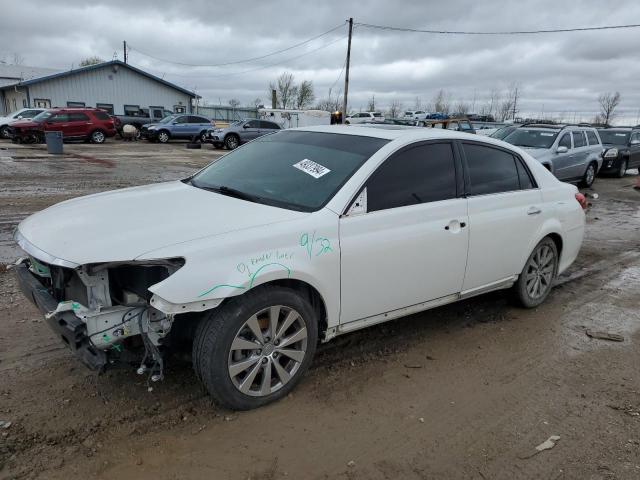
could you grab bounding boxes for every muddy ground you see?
[0,139,639,480]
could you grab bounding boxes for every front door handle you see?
[444,220,466,231]
[527,207,542,215]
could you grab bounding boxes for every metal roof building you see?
[0,60,196,117]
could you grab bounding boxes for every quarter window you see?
[558,134,572,149]
[462,143,520,195]
[366,142,457,212]
[572,131,586,148]
[586,130,599,145]
[515,157,536,189]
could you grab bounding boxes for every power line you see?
[137,34,348,80]
[128,23,345,67]
[354,21,640,35]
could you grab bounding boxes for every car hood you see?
[519,147,551,160]
[17,181,307,266]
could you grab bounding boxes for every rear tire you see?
[0,125,9,139]
[193,286,318,410]
[579,162,597,188]
[513,237,558,308]
[616,159,628,178]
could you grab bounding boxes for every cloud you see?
[2,0,640,122]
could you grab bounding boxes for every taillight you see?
[575,192,587,210]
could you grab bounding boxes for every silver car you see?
[208,119,281,149]
[503,125,603,187]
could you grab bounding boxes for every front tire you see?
[193,286,318,410]
[514,237,558,308]
[90,129,106,144]
[616,159,628,178]
[157,130,170,143]
[579,162,597,188]
[224,133,239,150]
[199,130,208,143]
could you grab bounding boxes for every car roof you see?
[292,125,482,142]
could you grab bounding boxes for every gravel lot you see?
[0,138,639,480]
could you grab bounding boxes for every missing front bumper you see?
[14,262,107,370]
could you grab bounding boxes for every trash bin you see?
[45,131,63,154]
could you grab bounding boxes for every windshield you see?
[190,131,389,211]
[158,115,178,124]
[32,111,53,122]
[490,126,516,140]
[598,130,630,145]
[503,128,559,149]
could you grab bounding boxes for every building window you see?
[96,103,114,114]
[22,99,27,108]
[67,101,85,107]
[124,104,141,116]
[33,98,51,108]
[149,106,165,119]
[174,105,186,113]
[12,99,17,111]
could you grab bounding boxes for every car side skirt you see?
[330,276,516,340]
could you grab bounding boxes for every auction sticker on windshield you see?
[293,159,331,179]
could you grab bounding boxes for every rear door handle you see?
[527,207,542,215]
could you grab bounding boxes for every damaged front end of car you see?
[13,247,185,382]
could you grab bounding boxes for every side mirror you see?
[630,139,640,146]
[556,146,568,154]
[243,124,250,129]
[17,115,23,120]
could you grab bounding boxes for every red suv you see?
[9,108,116,144]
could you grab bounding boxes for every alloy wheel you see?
[158,132,169,143]
[524,244,556,299]
[227,305,308,397]
[92,131,105,143]
[226,135,239,149]
[585,164,595,186]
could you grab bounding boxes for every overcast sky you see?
[3,0,640,123]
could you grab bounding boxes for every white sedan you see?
[14,125,585,410]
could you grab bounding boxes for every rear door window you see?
[462,143,520,195]
[572,131,586,148]
[366,142,457,212]
[69,113,90,122]
[259,121,280,129]
[586,130,599,145]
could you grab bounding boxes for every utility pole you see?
[511,86,519,121]
[123,41,128,64]
[342,18,353,123]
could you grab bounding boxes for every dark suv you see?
[9,108,116,144]
[597,127,640,177]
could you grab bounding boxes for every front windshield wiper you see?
[189,179,262,203]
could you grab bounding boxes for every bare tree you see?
[250,98,263,109]
[453,101,470,117]
[295,80,315,109]
[413,96,423,110]
[79,56,104,67]
[496,83,521,121]
[387,99,403,118]
[598,91,621,126]
[432,89,451,114]
[228,98,241,108]
[366,95,376,112]
[12,52,25,65]
[269,72,297,109]
[315,88,342,112]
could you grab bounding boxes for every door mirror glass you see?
[17,115,23,120]
[556,146,568,153]
[243,124,250,129]
[630,138,640,145]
